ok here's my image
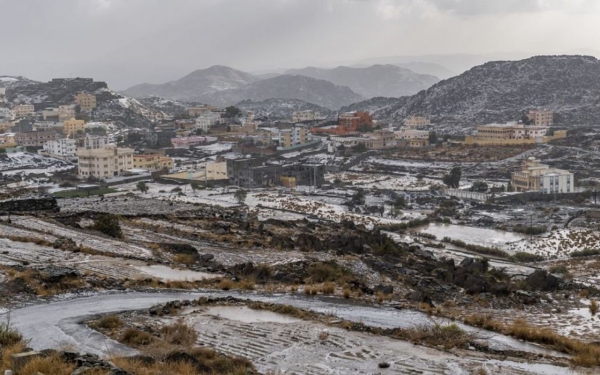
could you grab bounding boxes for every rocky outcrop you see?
[524,270,560,291]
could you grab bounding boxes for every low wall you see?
[463,130,567,146]
[492,190,590,203]
[446,189,490,202]
[0,197,59,212]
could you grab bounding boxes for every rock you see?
[199,254,214,262]
[37,266,80,283]
[405,290,434,306]
[296,233,322,252]
[11,352,42,372]
[525,270,560,291]
[270,235,294,249]
[214,228,227,235]
[374,285,394,295]
[414,249,435,261]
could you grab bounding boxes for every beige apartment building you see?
[77,145,134,179]
[133,154,174,171]
[63,118,85,135]
[13,104,35,118]
[76,93,97,111]
[278,126,309,148]
[527,110,553,126]
[206,161,228,180]
[405,116,430,128]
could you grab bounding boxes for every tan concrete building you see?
[365,130,397,149]
[527,110,553,126]
[278,126,309,148]
[76,93,97,111]
[13,104,35,118]
[76,145,134,179]
[405,116,430,128]
[15,130,58,147]
[511,157,573,193]
[206,161,228,180]
[63,118,85,135]
[133,154,174,171]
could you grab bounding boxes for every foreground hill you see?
[342,55,600,133]
[286,64,439,98]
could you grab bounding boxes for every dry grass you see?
[160,321,198,346]
[343,287,351,299]
[463,314,504,332]
[19,355,76,375]
[173,254,197,265]
[1,342,25,371]
[318,331,329,341]
[590,299,599,316]
[218,278,235,291]
[463,315,600,367]
[402,323,471,350]
[320,282,335,295]
[95,315,123,330]
[238,278,256,290]
[580,289,590,298]
[120,327,154,346]
[0,322,24,347]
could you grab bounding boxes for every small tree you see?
[351,188,366,205]
[136,181,149,193]
[393,196,406,209]
[442,167,462,189]
[352,143,368,153]
[190,181,201,193]
[234,188,247,204]
[224,106,242,118]
[92,213,123,239]
[428,131,438,145]
[471,181,488,192]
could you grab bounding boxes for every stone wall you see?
[0,197,59,212]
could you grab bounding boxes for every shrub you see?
[548,265,568,274]
[510,252,545,263]
[96,315,123,330]
[403,323,470,349]
[320,282,335,295]
[92,213,123,239]
[571,248,600,258]
[160,321,198,346]
[120,328,154,346]
[306,261,347,283]
[513,225,546,235]
[19,355,75,375]
[590,300,599,316]
[0,322,23,346]
[218,278,235,291]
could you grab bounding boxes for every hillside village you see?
[2,55,600,375]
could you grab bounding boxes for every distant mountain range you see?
[236,98,332,121]
[284,65,439,98]
[341,55,600,133]
[121,65,260,101]
[122,66,365,109]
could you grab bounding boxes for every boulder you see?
[525,270,560,291]
[37,266,80,283]
[374,284,394,295]
[296,233,322,252]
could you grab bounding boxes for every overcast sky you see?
[1,0,598,89]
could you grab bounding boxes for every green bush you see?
[92,213,123,239]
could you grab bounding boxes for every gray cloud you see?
[0,0,598,89]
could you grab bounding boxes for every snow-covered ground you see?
[0,152,74,177]
[506,229,600,258]
[327,172,445,191]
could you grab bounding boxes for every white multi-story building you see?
[76,145,134,179]
[43,138,77,157]
[278,125,311,148]
[83,135,110,149]
[511,157,574,193]
[195,112,223,132]
[58,105,77,121]
[292,110,320,123]
[0,108,12,121]
[394,128,429,140]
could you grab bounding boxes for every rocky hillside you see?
[343,55,600,133]
[6,77,110,107]
[208,75,363,110]
[121,65,260,101]
[236,98,332,121]
[0,76,38,89]
[286,64,438,98]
